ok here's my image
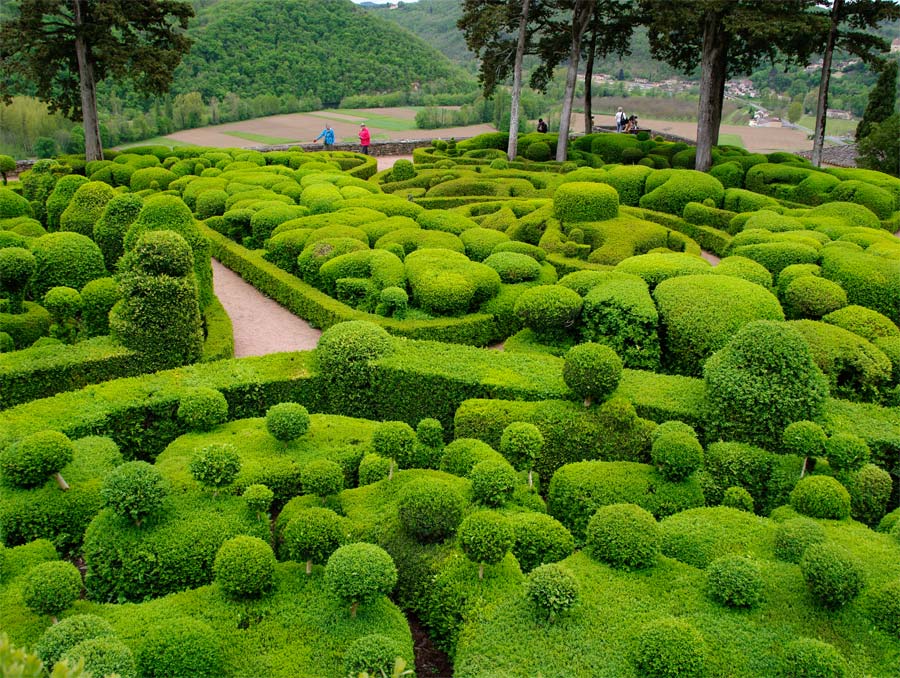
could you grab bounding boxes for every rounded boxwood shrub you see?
[265,402,310,443]
[22,560,82,621]
[213,535,276,598]
[782,421,827,459]
[784,276,848,320]
[36,614,114,667]
[651,432,703,481]
[178,387,228,432]
[722,486,754,512]
[706,554,764,608]
[343,634,405,677]
[64,637,136,678]
[526,563,579,622]
[0,331,12,352]
[704,321,830,450]
[398,478,465,543]
[189,443,241,496]
[458,510,514,579]
[43,286,81,342]
[243,483,274,519]
[774,517,826,563]
[80,276,119,337]
[553,181,619,223]
[0,430,74,490]
[316,321,394,389]
[782,638,849,678]
[800,542,864,608]
[824,433,869,472]
[633,617,706,678]
[563,342,622,406]
[100,460,168,527]
[844,463,892,526]
[500,421,543,486]
[586,503,660,570]
[470,458,518,507]
[483,251,542,283]
[325,542,398,617]
[511,512,575,573]
[866,578,900,638]
[283,507,348,573]
[525,140,552,161]
[30,232,106,300]
[391,159,415,182]
[375,286,408,319]
[136,617,223,678]
[302,459,344,501]
[460,227,509,262]
[0,246,35,314]
[372,421,417,468]
[358,453,393,485]
[790,475,851,520]
[416,417,445,449]
[59,181,115,237]
[514,285,583,340]
[439,438,498,477]
[651,420,697,443]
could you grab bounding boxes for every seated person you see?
[624,115,639,133]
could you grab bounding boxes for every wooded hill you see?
[171,0,471,106]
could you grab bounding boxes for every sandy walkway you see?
[212,258,321,357]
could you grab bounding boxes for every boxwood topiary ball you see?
[242,483,274,517]
[302,459,344,499]
[526,563,579,622]
[563,342,623,406]
[784,275,848,320]
[825,433,870,473]
[101,460,168,526]
[633,617,706,678]
[316,321,394,386]
[325,543,397,614]
[458,510,514,571]
[177,387,228,432]
[514,285,583,340]
[416,418,444,449]
[36,614,115,667]
[343,634,405,676]
[282,507,348,569]
[22,560,82,619]
[866,578,900,638]
[265,402,311,442]
[358,453,393,486]
[774,517,827,563]
[189,443,241,494]
[553,181,619,223]
[586,503,660,570]
[213,535,276,598]
[398,478,465,543]
[722,486,754,512]
[511,512,575,574]
[790,475,851,520]
[64,637,136,678]
[782,420,827,458]
[0,430,74,488]
[706,554,764,608]
[781,638,849,678]
[469,458,518,507]
[136,617,223,678]
[800,542,864,609]
[500,422,543,472]
[651,432,703,481]
[372,421,416,467]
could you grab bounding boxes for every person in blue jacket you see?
[314,124,335,150]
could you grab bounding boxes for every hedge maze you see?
[0,131,899,677]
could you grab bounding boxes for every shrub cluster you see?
[586,503,660,570]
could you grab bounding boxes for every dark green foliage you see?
[705,554,763,608]
[79,277,119,338]
[774,517,826,564]
[499,422,543,474]
[325,542,398,616]
[856,60,898,142]
[800,543,864,609]
[825,433,869,472]
[510,512,575,574]
[242,483,274,518]
[282,508,348,570]
[469,458,517,507]
[458,510,514,575]
[0,247,35,314]
[21,560,82,619]
[651,432,703,481]
[585,503,660,570]
[397,478,465,543]
[29,232,106,300]
[416,417,445,449]
[376,286,408,319]
[0,430,74,489]
[866,578,900,638]
[213,534,276,598]
[316,321,395,414]
[790,475,851,520]
[189,443,241,495]
[722,486,754,512]
[784,276,848,320]
[265,402,311,442]
[392,160,416,182]
[302,459,344,500]
[177,388,228,432]
[100,460,168,526]
[781,638,849,678]
[514,285,583,341]
[632,617,706,678]
[372,421,417,468]
[109,230,202,369]
[136,617,223,678]
[63,637,136,678]
[36,614,114,668]
[526,563,579,622]
[843,463,892,526]
[43,286,81,343]
[782,421,827,459]
[553,182,619,223]
[343,634,406,677]
[562,342,622,406]
[94,193,143,270]
[857,113,899,176]
[704,321,830,449]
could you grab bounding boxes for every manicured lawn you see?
[117,136,190,148]
[317,108,422,132]
[717,133,745,148]
[798,114,857,137]
[223,131,300,144]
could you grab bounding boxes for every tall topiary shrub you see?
[100,460,168,527]
[562,342,622,407]
[189,443,241,497]
[283,507,348,574]
[526,563,579,623]
[0,430,74,491]
[325,543,397,618]
[0,247,35,314]
[22,561,82,623]
[458,510,514,580]
[500,422,543,489]
[79,277,119,338]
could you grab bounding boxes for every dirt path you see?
[212,259,321,357]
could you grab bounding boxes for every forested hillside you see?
[173,0,471,106]
[367,0,474,66]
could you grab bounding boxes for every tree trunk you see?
[508,0,531,161]
[695,11,729,172]
[527,469,533,489]
[350,601,359,618]
[54,472,69,492]
[306,560,312,575]
[812,0,842,167]
[556,0,596,162]
[478,563,485,580]
[73,0,103,161]
[584,25,598,135]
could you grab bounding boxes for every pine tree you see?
[856,59,899,141]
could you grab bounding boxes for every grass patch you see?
[798,115,857,137]
[116,136,189,149]
[717,133,745,148]
[223,131,300,144]
[317,108,421,132]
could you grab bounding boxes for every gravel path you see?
[212,258,321,357]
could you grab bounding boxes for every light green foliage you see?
[189,443,241,495]
[178,387,229,432]
[514,285,583,341]
[59,181,115,237]
[781,638,849,678]
[499,422,543,473]
[0,430,74,489]
[63,637,136,678]
[43,286,81,343]
[639,169,725,215]
[800,543,864,609]
[562,342,622,405]
[79,277,119,337]
[2,632,91,678]
[325,542,398,615]
[397,477,465,543]
[358,453,393,485]
[372,421,417,468]
[866,578,900,638]
[790,475,851,520]
[586,503,660,570]
[632,617,706,678]
[265,402,310,442]
[651,432,703,481]
[242,483,274,518]
[722,486,754,512]
[100,460,168,526]
[553,182,619,223]
[526,563,579,622]
[784,276,848,320]
[510,512,575,574]
[825,433,869,472]
[302,458,344,500]
[782,421,827,458]
[29,232,106,300]
[343,634,407,677]
[469,458,517,507]
[136,617,223,678]
[22,560,82,619]
[458,510,514,575]
[36,614,114,668]
[774,517,826,564]
[0,247,35,314]
[843,463,892,526]
[213,534,276,598]
[94,193,143,270]
[705,555,763,608]
[283,507,348,570]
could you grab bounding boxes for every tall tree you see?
[639,0,819,172]
[582,1,635,134]
[856,58,899,141]
[0,0,193,161]
[811,0,900,166]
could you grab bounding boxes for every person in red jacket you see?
[358,123,371,155]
